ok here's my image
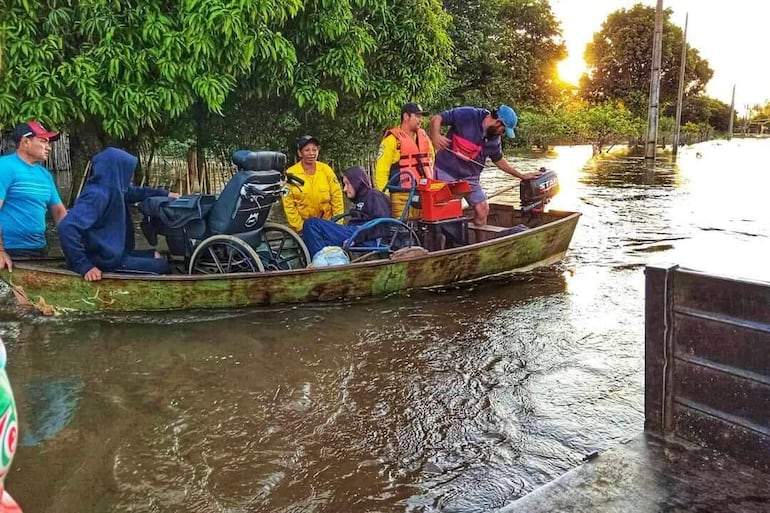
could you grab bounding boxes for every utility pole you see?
[672,13,688,156]
[645,0,664,160]
[742,103,750,135]
[727,85,735,140]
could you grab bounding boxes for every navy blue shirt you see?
[434,107,504,179]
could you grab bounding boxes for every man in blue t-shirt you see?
[0,121,68,270]
[429,105,540,225]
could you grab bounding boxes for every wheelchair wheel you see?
[188,234,265,274]
[256,222,311,270]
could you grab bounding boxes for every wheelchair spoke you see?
[259,223,310,270]
[189,235,265,274]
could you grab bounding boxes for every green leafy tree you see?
[747,101,770,134]
[752,101,770,121]
[217,0,451,167]
[441,0,566,110]
[515,109,571,151]
[580,4,713,118]
[671,95,732,133]
[2,0,303,185]
[2,0,451,195]
[566,101,639,154]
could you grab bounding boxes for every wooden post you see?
[644,264,678,435]
[645,0,664,160]
[672,14,688,156]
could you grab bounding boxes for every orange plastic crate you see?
[417,179,470,221]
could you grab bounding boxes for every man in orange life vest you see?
[429,105,540,226]
[374,102,435,218]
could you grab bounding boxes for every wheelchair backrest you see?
[232,150,287,173]
[207,170,282,235]
[208,150,287,236]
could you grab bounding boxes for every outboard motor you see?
[520,167,559,213]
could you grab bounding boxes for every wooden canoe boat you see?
[0,205,580,316]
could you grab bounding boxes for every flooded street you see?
[4,139,769,512]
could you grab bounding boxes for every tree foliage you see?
[1,0,737,179]
[2,0,451,188]
[750,101,770,122]
[1,0,306,138]
[670,95,732,132]
[175,0,452,170]
[567,101,639,154]
[580,4,713,118]
[1,0,450,136]
[441,0,566,110]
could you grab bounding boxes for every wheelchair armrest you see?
[330,212,352,223]
[342,218,412,250]
[286,172,305,187]
[386,171,420,222]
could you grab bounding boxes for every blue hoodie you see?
[343,166,391,225]
[58,147,170,276]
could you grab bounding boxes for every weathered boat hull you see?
[0,207,580,315]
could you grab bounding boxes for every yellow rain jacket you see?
[282,161,345,232]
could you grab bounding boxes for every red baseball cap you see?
[11,121,60,144]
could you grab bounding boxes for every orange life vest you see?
[385,127,433,190]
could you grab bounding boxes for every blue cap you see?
[497,104,518,138]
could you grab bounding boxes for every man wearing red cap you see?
[0,121,67,270]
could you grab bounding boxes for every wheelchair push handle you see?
[240,183,271,199]
[285,172,305,187]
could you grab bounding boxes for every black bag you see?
[139,195,215,252]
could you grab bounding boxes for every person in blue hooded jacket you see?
[301,166,391,259]
[58,147,179,281]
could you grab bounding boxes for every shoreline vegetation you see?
[3,1,768,203]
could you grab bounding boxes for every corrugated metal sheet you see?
[645,265,770,471]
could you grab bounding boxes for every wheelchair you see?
[139,150,311,274]
[331,171,423,263]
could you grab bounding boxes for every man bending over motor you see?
[429,104,541,225]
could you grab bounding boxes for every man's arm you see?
[125,186,178,204]
[429,114,451,151]
[492,158,541,180]
[0,200,11,271]
[374,135,398,191]
[49,202,67,224]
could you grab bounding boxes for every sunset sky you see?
[550,0,770,112]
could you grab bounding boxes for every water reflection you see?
[578,156,679,188]
[4,139,769,512]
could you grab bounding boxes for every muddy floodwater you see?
[3,139,769,512]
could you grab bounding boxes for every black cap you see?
[401,102,428,116]
[296,135,321,150]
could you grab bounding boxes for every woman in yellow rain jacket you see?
[282,135,345,233]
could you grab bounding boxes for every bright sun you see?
[557,56,586,85]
